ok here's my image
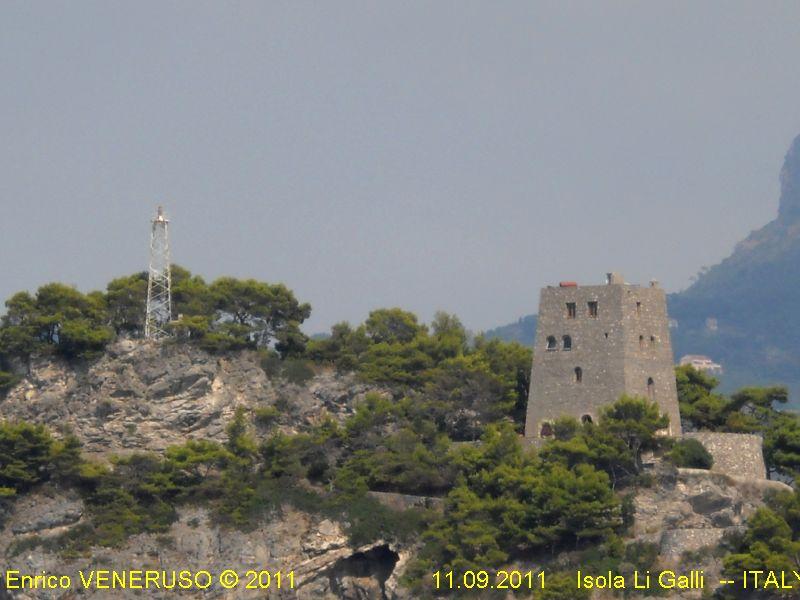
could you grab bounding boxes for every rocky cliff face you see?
[0,343,788,599]
[533,466,790,600]
[0,486,412,600]
[634,468,790,587]
[0,341,414,599]
[1,339,379,456]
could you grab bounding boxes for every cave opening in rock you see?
[329,544,400,600]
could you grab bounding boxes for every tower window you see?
[574,367,583,383]
[581,414,593,424]
[588,301,598,317]
[540,422,554,438]
[546,336,557,351]
[639,335,645,349]
[562,335,572,351]
[566,302,576,319]
[636,301,641,315]
[647,377,655,398]
[650,335,656,346]
[604,332,609,339]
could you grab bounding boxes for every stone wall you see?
[683,432,767,479]
[367,491,444,512]
[621,284,682,435]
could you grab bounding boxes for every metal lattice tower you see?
[144,206,172,340]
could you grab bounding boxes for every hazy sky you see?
[2,2,799,333]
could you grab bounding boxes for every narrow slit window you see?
[546,336,557,351]
[639,335,645,349]
[636,301,641,315]
[574,367,583,383]
[647,377,655,398]
[588,301,598,318]
[566,302,577,319]
[650,335,656,347]
[562,335,572,351]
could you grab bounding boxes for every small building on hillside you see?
[679,354,723,375]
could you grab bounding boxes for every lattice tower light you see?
[144,206,172,340]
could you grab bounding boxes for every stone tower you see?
[524,272,681,443]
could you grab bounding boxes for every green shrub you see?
[259,351,315,385]
[533,572,590,600]
[0,371,19,396]
[338,494,428,547]
[254,406,280,428]
[198,331,251,353]
[281,359,315,385]
[0,422,55,494]
[94,400,115,419]
[667,438,713,469]
[620,492,636,531]
[624,540,661,571]
[259,350,282,378]
[7,535,44,558]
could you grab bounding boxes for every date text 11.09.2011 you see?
[432,570,545,591]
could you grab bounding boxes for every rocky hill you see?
[484,315,537,348]
[0,341,416,599]
[0,342,791,599]
[0,490,410,600]
[0,339,377,456]
[2,464,787,599]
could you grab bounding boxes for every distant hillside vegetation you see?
[484,314,537,346]
[487,133,800,402]
[669,133,800,398]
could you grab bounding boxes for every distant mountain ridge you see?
[668,133,800,397]
[483,314,537,347]
[487,133,800,401]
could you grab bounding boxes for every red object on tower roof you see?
[559,281,578,287]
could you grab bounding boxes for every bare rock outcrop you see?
[630,465,791,598]
[0,343,408,599]
[0,487,410,600]
[0,340,382,456]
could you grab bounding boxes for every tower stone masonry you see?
[524,272,682,443]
